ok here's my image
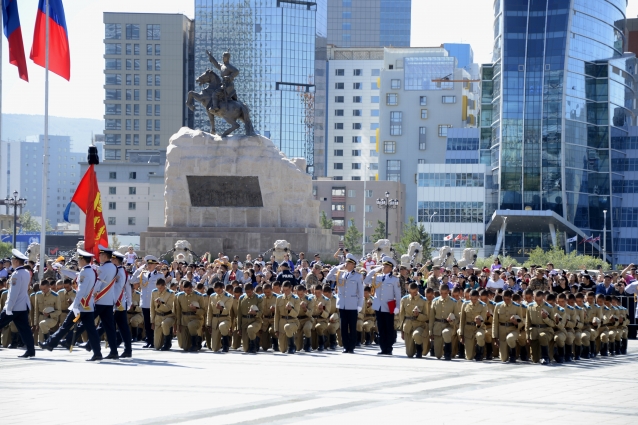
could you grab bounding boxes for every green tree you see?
[523,246,609,271]
[474,255,519,269]
[396,216,431,259]
[370,220,388,243]
[0,242,12,258]
[344,219,363,255]
[465,238,473,248]
[319,210,333,230]
[109,234,121,250]
[18,211,54,232]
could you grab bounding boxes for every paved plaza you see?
[1,340,637,424]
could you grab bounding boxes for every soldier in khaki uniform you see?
[611,297,629,354]
[55,278,76,348]
[295,285,316,352]
[399,282,429,358]
[128,283,144,341]
[525,291,555,364]
[175,281,206,352]
[459,289,488,361]
[311,284,330,351]
[558,293,577,361]
[429,284,459,360]
[573,293,589,358]
[585,291,603,357]
[324,285,340,350]
[361,286,377,346]
[479,290,496,360]
[150,278,176,351]
[545,293,567,363]
[230,286,243,350]
[451,287,464,358]
[206,281,234,352]
[237,283,263,353]
[33,280,61,344]
[259,283,279,352]
[274,281,301,354]
[492,289,525,363]
[423,287,435,356]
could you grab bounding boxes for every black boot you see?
[86,353,103,361]
[189,336,198,352]
[475,345,483,361]
[590,341,597,358]
[39,333,52,350]
[8,332,18,349]
[304,336,312,353]
[17,350,35,358]
[574,345,581,361]
[415,343,423,358]
[221,335,230,353]
[457,342,465,359]
[555,346,564,363]
[329,334,337,350]
[364,332,372,346]
[79,340,93,352]
[615,340,621,355]
[608,341,615,356]
[248,339,255,354]
[356,331,362,347]
[581,343,589,359]
[254,336,260,352]
[540,345,550,365]
[621,338,628,355]
[374,332,380,345]
[600,342,608,356]
[429,344,435,357]
[485,343,493,361]
[508,347,517,363]
[443,342,452,360]
[287,337,296,354]
[120,347,132,358]
[520,345,529,362]
[137,328,144,343]
[159,334,172,351]
[565,344,573,362]
[271,336,279,352]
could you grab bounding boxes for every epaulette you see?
[496,301,504,306]
[224,291,232,297]
[603,305,610,310]
[402,294,409,299]
[292,294,299,299]
[557,306,565,312]
[50,291,58,296]
[544,301,552,307]
[433,296,441,301]
[585,305,591,309]
[479,300,486,306]
[528,302,537,307]
[258,294,264,299]
[419,295,426,300]
[239,294,247,300]
[489,300,496,305]
[462,299,469,303]
[519,303,527,309]
[176,291,185,296]
[322,295,330,301]
[566,305,574,310]
[35,291,43,295]
[152,288,159,292]
[512,301,520,307]
[306,294,315,300]
[449,297,457,302]
[135,290,141,295]
[195,292,204,297]
[167,289,174,293]
[574,305,582,310]
[72,289,77,293]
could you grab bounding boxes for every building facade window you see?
[391,79,401,89]
[421,109,428,119]
[384,141,396,154]
[386,93,398,106]
[419,127,427,150]
[420,96,427,106]
[438,125,452,137]
[386,160,401,182]
[146,24,160,40]
[442,96,456,104]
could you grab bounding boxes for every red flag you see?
[63,165,108,257]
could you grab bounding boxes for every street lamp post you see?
[502,216,508,258]
[602,209,607,264]
[376,191,399,240]
[3,190,28,248]
[428,211,437,236]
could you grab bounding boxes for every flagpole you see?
[38,0,50,281]
[0,0,3,156]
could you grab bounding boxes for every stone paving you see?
[1,339,636,424]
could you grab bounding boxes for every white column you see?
[549,223,557,248]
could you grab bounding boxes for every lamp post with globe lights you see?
[376,191,399,240]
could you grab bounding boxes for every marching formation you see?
[0,247,633,364]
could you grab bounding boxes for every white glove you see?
[357,306,362,313]
[393,307,399,315]
[6,309,13,316]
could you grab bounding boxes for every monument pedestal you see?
[141,127,340,258]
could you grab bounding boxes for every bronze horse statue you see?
[186,69,256,137]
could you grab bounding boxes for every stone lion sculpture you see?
[25,242,40,263]
[431,246,456,268]
[72,241,85,261]
[117,245,129,255]
[457,248,477,268]
[373,239,392,262]
[401,242,423,268]
[273,240,291,263]
[173,240,194,264]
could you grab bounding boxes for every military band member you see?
[312,284,330,351]
[295,285,316,353]
[525,291,555,365]
[206,281,233,352]
[274,281,300,354]
[150,278,176,351]
[326,253,364,354]
[259,283,279,351]
[361,286,377,346]
[459,289,488,361]
[399,282,429,358]
[135,255,161,348]
[33,280,61,344]
[175,281,206,352]
[0,249,36,358]
[111,252,133,358]
[492,290,524,363]
[429,284,459,360]
[237,283,263,353]
[365,256,401,356]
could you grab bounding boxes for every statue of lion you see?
[373,239,392,262]
[457,248,477,268]
[72,241,85,261]
[117,245,129,255]
[25,242,40,263]
[401,242,423,268]
[173,240,194,264]
[273,240,291,263]
[431,246,456,268]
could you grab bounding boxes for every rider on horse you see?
[206,50,239,111]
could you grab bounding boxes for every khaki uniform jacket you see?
[298,294,316,321]
[274,293,300,333]
[206,291,234,326]
[524,301,556,340]
[261,294,278,320]
[573,304,585,330]
[492,301,524,338]
[426,274,439,290]
[128,291,142,313]
[57,288,76,313]
[150,288,175,322]
[428,296,459,335]
[362,296,376,320]
[325,294,340,325]
[399,294,429,328]
[175,291,206,326]
[33,291,62,325]
[238,293,263,330]
[311,294,331,321]
[459,300,488,337]
[563,304,578,331]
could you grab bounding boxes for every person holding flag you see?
[2,0,29,80]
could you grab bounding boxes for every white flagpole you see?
[0,0,3,151]
[38,0,50,281]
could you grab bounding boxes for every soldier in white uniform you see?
[0,249,36,358]
[78,245,119,359]
[134,255,161,348]
[42,249,104,361]
[111,251,133,358]
[364,256,401,355]
[326,253,364,354]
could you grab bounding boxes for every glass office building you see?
[194,0,327,167]
[484,0,635,262]
[327,0,411,48]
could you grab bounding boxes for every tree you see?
[465,238,473,248]
[474,255,519,269]
[370,220,389,243]
[0,242,12,258]
[396,216,431,259]
[319,210,333,230]
[17,211,54,232]
[109,234,121,250]
[344,219,363,255]
[523,246,609,271]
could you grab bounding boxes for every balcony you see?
[331,210,345,219]
[332,196,345,203]
[332,226,345,233]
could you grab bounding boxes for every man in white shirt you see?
[363,254,376,271]
[125,246,137,266]
[486,270,505,291]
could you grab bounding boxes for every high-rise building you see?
[378,47,479,222]
[0,136,84,225]
[483,0,635,264]
[327,0,411,48]
[194,1,327,171]
[103,13,194,162]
